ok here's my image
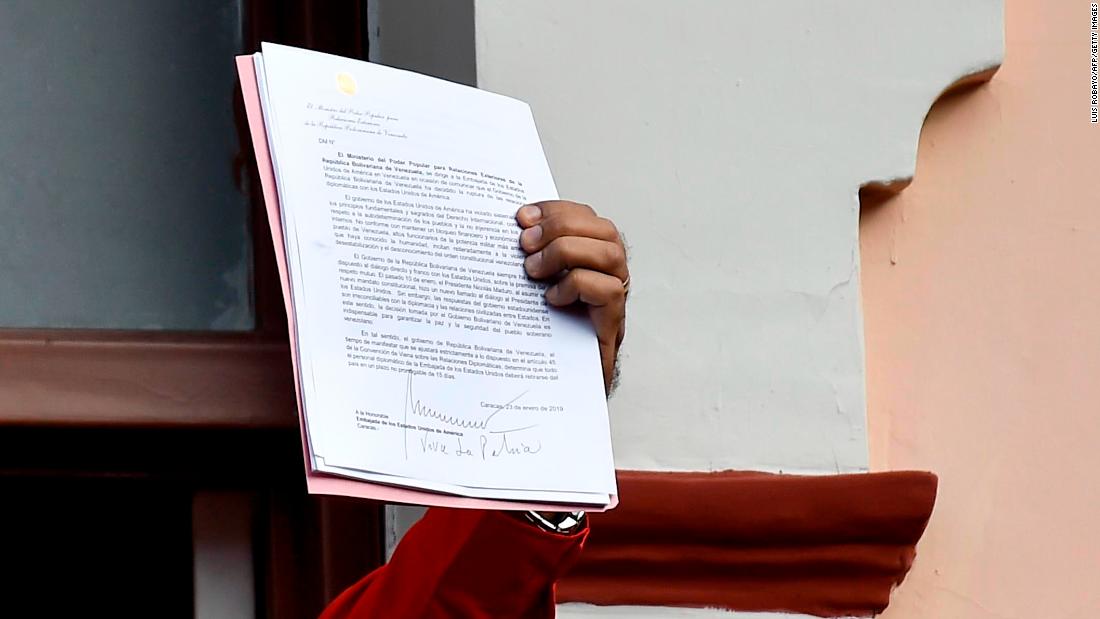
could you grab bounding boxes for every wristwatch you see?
[521,510,586,534]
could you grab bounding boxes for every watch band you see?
[522,510,586,534]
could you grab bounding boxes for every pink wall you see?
[864,1,1100,617]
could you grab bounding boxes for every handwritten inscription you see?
[304,102,407,138]
[419,429,541,460]
[402,372,543,460]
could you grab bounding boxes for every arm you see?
[321,202,628,618]
[320,508,587,619]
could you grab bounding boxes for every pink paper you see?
[235,56,616,511]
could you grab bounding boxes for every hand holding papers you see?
[237,44,618,509]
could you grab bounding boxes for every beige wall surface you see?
[865,0,1100,617]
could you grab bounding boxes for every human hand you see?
[516,200,628,394]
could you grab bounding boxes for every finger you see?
[598,307,624,395]
[545,268,627,309]
[515,200,596,228]
[548,270,626,350]
[546,269,627,391]
[525,236,628,281]
[520,214,619,253]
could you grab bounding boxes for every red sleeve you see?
[320,508,588,619]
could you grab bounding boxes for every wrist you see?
[515,510,586,535]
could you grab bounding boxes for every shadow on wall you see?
[859,69,999,223]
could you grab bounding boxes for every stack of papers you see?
[236,44,617,510]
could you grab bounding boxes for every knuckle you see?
[553,236,579,262]
[604,242,626,267]
[605,282,626,306]
[541,238,567,270]
[610,279,627,300]
[557,271,579,295]
[554,272,581,302]
[599,217,621,241]
[540,214,569,239]
[539,200,567,215]
[572,268,596,290]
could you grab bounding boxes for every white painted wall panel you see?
[475,0,1002,473]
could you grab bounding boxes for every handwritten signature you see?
[402,372,541,460]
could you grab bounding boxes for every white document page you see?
[256,43,616,503]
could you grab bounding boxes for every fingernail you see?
[520,224,543,247]
[518,204,542,222]
[545,284,560,303]
[524,251,543,274]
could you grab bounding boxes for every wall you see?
[369,1,1100,617]
[372,0,1010,615]
[865,0,1100,617]
[474,0,1000,475]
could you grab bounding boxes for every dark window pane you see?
[0,0,254,330]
